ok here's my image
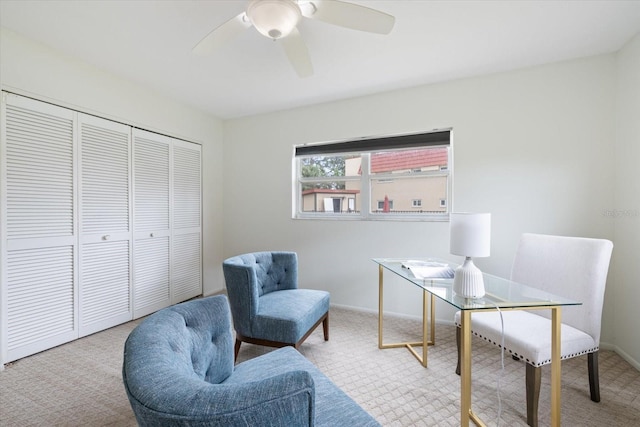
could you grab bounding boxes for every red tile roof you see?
[371,148,448,173]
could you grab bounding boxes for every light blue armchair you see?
[122,295,379,426]
[223,251,330,359]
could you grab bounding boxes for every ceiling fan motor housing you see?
[247,0,302,40]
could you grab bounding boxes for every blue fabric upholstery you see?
[228,346,380,426]
[223,251,330,348]
[122,295,379,426]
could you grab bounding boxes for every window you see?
[293,129,452,220]
[377,199,394,211]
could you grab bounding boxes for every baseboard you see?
[600,342,640,371]
[330,302,418,320]
[204,289,227,297]
[329,302,456,326]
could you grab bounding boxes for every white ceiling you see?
[2,0,640,120]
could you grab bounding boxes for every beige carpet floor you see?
[1,305,639,426]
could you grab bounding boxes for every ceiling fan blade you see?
[192,12,252,55]
[301,0,395,35]
[280,27,314,78]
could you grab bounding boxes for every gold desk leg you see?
[551,307,562,427]
[378,265,384,349]
[378,264,434,367]
[469,411,487,427]
[430,293,436,346]
[460,310,472,427]
[422,290,429,367]
[404,289,432,367]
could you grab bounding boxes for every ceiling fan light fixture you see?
[247,0,302,40]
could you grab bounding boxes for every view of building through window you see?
[368,148,448,214]
[295,130,451,220]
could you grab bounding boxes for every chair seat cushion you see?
[250,289,330,344]
[454,310,597,367]
[226,346,380,426]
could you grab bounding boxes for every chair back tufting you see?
[123,295,235,418]
[223,251,298,337]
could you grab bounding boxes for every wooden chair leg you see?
[455,326,461,375]
[588,351,601,402]
[234,338,242,362]
[526,364,541,427]
[323,314,329,341]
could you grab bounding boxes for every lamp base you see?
[453,257,485,298]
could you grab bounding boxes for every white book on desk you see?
[402,260,455,279]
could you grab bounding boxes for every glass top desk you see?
[372,258,580,427]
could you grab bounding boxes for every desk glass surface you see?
[372,258,581,310]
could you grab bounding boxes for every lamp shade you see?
[247,0,301,40]
[450,213,491,257]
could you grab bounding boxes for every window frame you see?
[377,198,394,211]
[293,129,453,221]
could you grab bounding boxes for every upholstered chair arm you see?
[124,368,315,427]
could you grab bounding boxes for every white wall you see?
[613,33,640,368]
[0,28,225,296]
[224,54,620,348]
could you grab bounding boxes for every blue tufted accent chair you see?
[122,295,379,426]
[223,251,330,359]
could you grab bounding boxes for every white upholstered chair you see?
[455,233,613,427]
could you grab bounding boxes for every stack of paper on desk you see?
[401,260,455,279]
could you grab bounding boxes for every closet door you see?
[1,94,78,363]
[172,140,202,303]
[132,129,171,318]
[78,114,132,336]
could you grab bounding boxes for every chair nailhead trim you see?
[455,322,599,367]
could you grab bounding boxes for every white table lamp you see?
[450,213,491,298]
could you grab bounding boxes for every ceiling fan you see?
[192,0,395,78]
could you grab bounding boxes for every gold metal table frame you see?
[378,263,436,367]
[373,258,578,427]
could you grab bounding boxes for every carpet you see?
[1,305,639,426]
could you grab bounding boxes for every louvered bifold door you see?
[78,114,132,337]
[172,140,202,304]
[132,129,171,318]
[1,94,78,363]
